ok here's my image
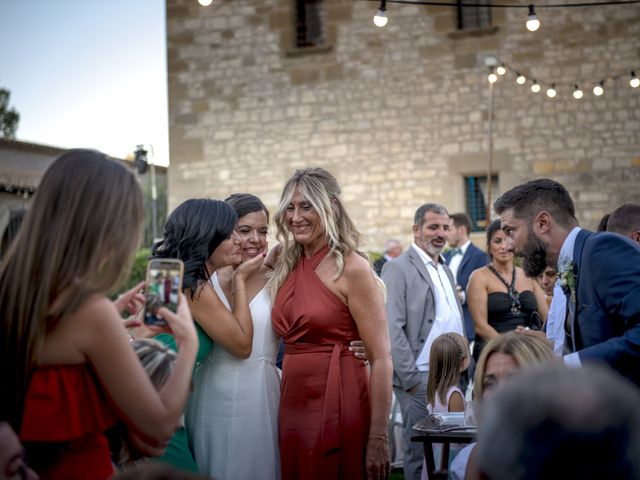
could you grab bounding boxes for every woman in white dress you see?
[186,193,281,480]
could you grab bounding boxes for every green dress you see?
[153,323,212,472]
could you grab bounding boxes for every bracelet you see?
[368,434,388,441]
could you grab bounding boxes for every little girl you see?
[426,332,469,414]
[422,332,470,479]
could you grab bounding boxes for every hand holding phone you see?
[144,258,184,327]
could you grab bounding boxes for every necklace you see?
[487,264,521,313]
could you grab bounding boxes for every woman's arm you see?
[82,295,198,444]
[188,253,265,359]
[467,269,500,340]
[448,390,465,412]
[343,254,392,480]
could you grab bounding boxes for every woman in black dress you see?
[467,220,548,362]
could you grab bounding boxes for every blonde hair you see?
[426,332,469,408]
[269,167,366,298]
[0,150,143,430]
[473,332,555,400]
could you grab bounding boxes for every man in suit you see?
[381,203,464,480]
[373,239,403,276]
[495,179,640,387]
[444,213,489,343]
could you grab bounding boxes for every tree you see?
[0,87,20,139]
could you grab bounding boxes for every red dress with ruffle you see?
[20,363,118,480]
[271,245,371,479]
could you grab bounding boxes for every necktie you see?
[449,248,462,257]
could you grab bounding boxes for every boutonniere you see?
[559,261,577,303]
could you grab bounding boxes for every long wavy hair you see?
[269,167,366,298]
[426,332,469,408]
[151,199,237,298]
[0,150,143,430]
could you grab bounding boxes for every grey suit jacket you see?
[381,246,463,390]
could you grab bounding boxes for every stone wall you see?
[166,0,640,251]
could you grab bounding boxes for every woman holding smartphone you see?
[0,150,198,479]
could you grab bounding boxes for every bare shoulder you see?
[341,251,374,279]
[70,295,120,327]
[469,265,490,284]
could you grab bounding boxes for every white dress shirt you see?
[448,239,471,282]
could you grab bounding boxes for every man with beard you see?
[381,203,464,480]
[494,179,640,387]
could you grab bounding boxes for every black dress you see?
[472,290,538,362]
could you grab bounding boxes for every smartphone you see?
[144,258,184,326]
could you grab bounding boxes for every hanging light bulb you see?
[197,0,213,6]
[593,81,604,96]
[526,5,541,32]
[488,68,498,84]
[496,64,507,76]
[516,73,526,85]
[573,85,583,99]
[373,0,388,27]
[531,80,541,93]
[546,84,557,98]
[630,71,640,88]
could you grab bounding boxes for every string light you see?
[546,84,557,98]
[516,73,526,85]
[526,4,541,31]
[573,85,584,99]
[497,64,507,75]
[197,0,213,6]
[488,68,498,83]
[374,0,388,27]
[531,81,541,93]
[631,71,640,88]
[593,81,604,96]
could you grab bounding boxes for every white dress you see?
[186,272,281,480]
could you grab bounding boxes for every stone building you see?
[0,139,168,254]
[166,0,640,251]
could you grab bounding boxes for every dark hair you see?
[151,199,237,298]
[486,219,503,253]
[596,213,610,232]
[477,364,640,480]
[450,212,473,235]
[607,203,640,236]
[225,193,269,222]
[413,203,448,228]
[0,149,143,430]
[494,179,576,228]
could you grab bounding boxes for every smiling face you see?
[207,229,242,270]
[285,186,326,251]
[489,229,513,264]
[482,352,519,400]
[500,208,548,277]
[234,210,269,264]
[413,211,450,262]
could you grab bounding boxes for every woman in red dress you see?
[0,150,198,479]
[270,167,392,479]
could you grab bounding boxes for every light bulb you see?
[531,81,541,93]
[373,9,388,27]
[526,5,540,32]
[573,85,583,99]
[488,72,498,83]
[630,71,640,88]
[516,73,526,85]
[197,0,213,6]
[593,82,604,96]
[497,65,506,76]
[546,84,557,98]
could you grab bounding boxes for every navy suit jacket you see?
[570,230,640,386]
[444,243,489,341]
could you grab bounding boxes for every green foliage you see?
[369,250,383,264]
[0,88,20,139]
[126,248,151,290]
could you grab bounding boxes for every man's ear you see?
[534,211,553,235]
[631,230,640,245]
[412,224,419,238]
